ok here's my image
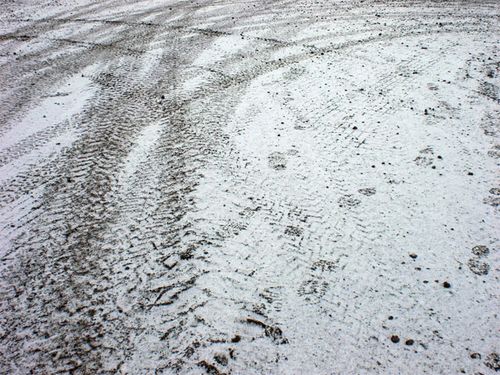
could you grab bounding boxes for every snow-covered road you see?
[0,0,499,373]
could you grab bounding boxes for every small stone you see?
[467,172,474,176]
[442,281,451,288]
[405,339,414,346]
[409,253,418,259]
[231,335,241,343]
[390,335,400,343]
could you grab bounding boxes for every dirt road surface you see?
[0,0,499,373]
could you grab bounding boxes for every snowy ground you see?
[0,0,499,374]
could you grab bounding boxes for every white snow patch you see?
[118,122,162,186]
[138,47,164,78]
[0,67,96,152]
[193,35,251,66]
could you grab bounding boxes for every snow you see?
[193,35,252,67]
[0,68,95,152]
[118,121,163,186]
[0,0,499,374]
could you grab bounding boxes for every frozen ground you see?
[0,0,499,374]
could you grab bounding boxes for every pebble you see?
[231,335,241,343]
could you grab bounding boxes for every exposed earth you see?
[0,0,499,374]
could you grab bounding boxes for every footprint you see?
[485,352,500,371]
[338,194,361,208]
[479,81,499,102]
[487,145,500,159]
[471,245,490,257]
[467,258,490,275]
[298,278,329,301]
[311,259,338,272]
[484,188,500,207]
[358,187,376,196]
[489,188,500,196]
[268,152,287,170]
[415,146,434,166]
[284,225,303,237]
[467,245,491,275]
